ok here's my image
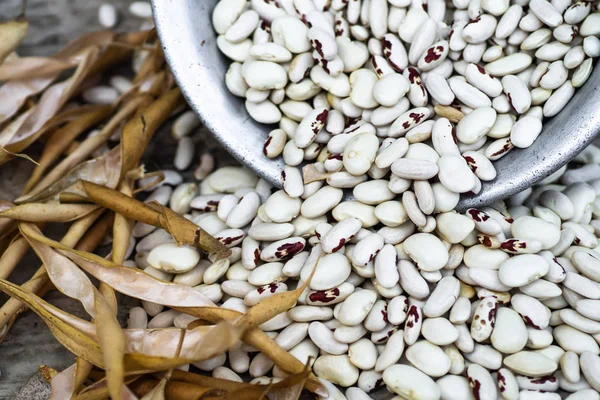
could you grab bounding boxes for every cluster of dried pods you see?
[0,5,325,400]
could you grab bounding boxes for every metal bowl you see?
[152,0,600,210]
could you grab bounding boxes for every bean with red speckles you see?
[464,14,498,44]
[467,364,498,400]
[517,374,560,392]
[244,282,287,306]
[260,236,306,262]
[294,107,329,149]
[306,282,354,306]
[387,295,409,325]
[307,27,337,61]
[512,293,552,329]
[418,40,449,71]
[352,233,385,267]
[496,368,519,400]
[502,75,532,114]
[403,67,429,107]
[471,296,499,343]
[403,301,423,346]
[320,217,361,254]
[389,107,432,138]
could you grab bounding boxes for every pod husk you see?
[16,146,122,204]
[19,94,150,202]
[79,180,230,258]
[23,104,113,194]
[0,203,99,222]
[0,30,116,125]
[0,15,28,64]
[20,225,217,308]
[118,88,183,182]
[434,104,465,123]
[0,234,33,280]
[0,56,77,81]
[0,209,107,337]
[0,46,101,164]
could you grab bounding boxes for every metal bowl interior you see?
[152,0,600,210]
[152,0,285,187]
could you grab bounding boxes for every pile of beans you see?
[214,0,599,197]
[129,1,600,399]
[128,142,600,400]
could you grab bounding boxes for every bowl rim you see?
[153,0,286,187]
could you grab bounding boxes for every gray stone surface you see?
[3,0,141,57]
[11,371,51,400]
